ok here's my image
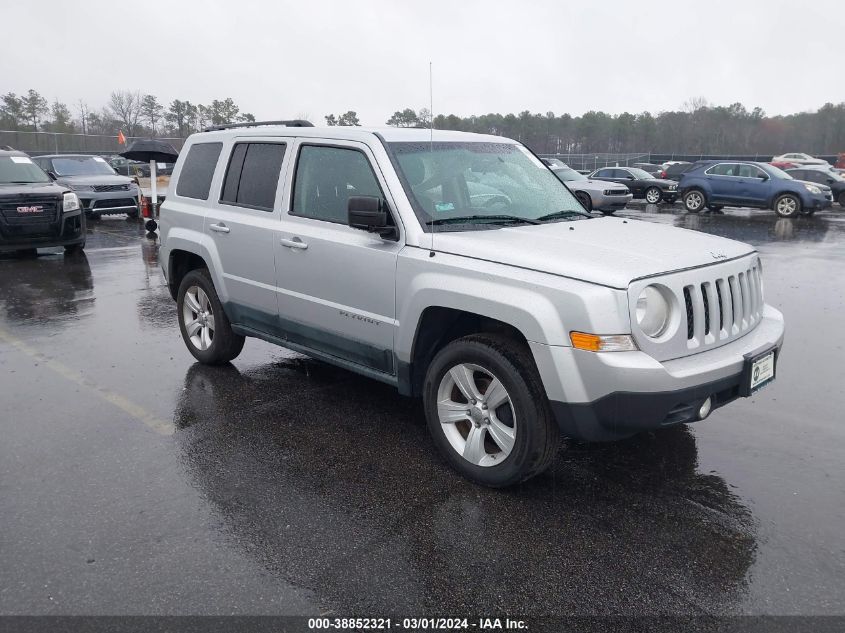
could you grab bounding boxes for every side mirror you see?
[348,195,396,239]
[758,174,769,181]
[47,171,57,180]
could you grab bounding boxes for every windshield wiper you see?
[535,210,591,223]
[426,214,541,226]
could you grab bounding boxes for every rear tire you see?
[774,193,801,218]
[707,204,724,214]
[575,191,592,212]
[683,189,706,213]
[177,268,245,365]
[64,242,85,255]
[645,187,662,204]
[423,333,559,487]
[838,192,845,207]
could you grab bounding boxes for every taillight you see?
[660,171,667,178]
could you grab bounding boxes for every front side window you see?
[221,142,286,211]
[0,155,51,184]
[292,145,383,223]
[388,141,587,231]
[737,164,766,178]
[51,156,116,177]
[626,168,653,179]
[176,142,223,200]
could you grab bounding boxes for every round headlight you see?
[636,285,670,338]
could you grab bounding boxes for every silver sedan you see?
[551,166,633,214]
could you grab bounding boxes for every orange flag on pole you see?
[117,130,126,145]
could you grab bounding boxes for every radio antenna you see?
[429,61,435,257]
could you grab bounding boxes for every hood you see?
[568,179,629,192]
[0,182,67,197]
[55,174,133,186]
[429,216,755,289]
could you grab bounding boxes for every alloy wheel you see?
[777,196,798,216]
[686,191,704,211]
[436,363,517,467]
[182,286,215,351]
[646,188,661,204]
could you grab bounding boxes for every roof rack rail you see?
[203,119,314,132]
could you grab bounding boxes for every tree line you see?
[385,100,845,155]
[0,89,255,139]
[3,88,843,155]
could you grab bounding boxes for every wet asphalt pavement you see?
[1,205,844,620]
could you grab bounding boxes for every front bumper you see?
[0,208,85,252]
[77,189,140,215]
[593,192,633,212]
[530,305,785,441]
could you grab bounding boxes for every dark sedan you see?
[588,166,678,204]
[32,154,140,218]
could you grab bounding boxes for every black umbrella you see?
[120,139,179,231]
[119,138,179,163]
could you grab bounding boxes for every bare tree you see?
[108,90,142,137]
[77,100,89,135]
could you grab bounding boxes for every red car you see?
[770,161,798,170]
[835,153,845,169]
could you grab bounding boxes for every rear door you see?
[273,139,403,375]
[203,138,290,333]
[704,163,742,204]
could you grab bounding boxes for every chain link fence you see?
[537,153,652,171]
[0,130,185,155]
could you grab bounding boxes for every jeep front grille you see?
[682,263,763,347]
[628,253,764,362]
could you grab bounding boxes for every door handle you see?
[209,223,230,233]
[280,237,308,250]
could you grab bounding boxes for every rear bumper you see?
[531,305,785,441]
[0,208,85,252]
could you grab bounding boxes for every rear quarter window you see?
[176,142,223,200]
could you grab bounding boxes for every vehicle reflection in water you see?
[135,236,175,331]
[673,211,835,245]
[0,252,94,328]
[173,362,757,615]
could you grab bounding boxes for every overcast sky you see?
[2,0,842,124]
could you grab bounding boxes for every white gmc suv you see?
[159,120,785,487]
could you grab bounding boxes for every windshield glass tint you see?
[627,168,653,179]
[0,156,51,184]
[552,167,587,182]
[52,156,116,176]
[388,141,587,230]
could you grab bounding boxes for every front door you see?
[204,139,289,333]
[273,140,402,375]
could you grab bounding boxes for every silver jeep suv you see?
[159,121,785,487]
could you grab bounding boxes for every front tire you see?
[774,193,801,218]
[645,187,662,204]
[838,192,845,207]
[423,334,559,487]
[683,189,706,213]
[575,191,592,212]
[177,269,245,365]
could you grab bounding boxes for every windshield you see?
[627,168,654,179]
[0,155,51,184]
[552,167,587,182]
[761,164,793,180]
[51,156,117,177]
[388,141,589,231]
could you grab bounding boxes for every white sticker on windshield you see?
[10,156,33,164]
[516,146,546,169]
[92,156,107,162]
[157,162,166,169]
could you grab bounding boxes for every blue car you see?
[678,160,833,217]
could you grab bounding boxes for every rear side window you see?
[292,145,383,223]
[176,142,222,200]
[707,163,737,176]
[737,164,766,178]
[220,142,286,211]
[594,169,613,178]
